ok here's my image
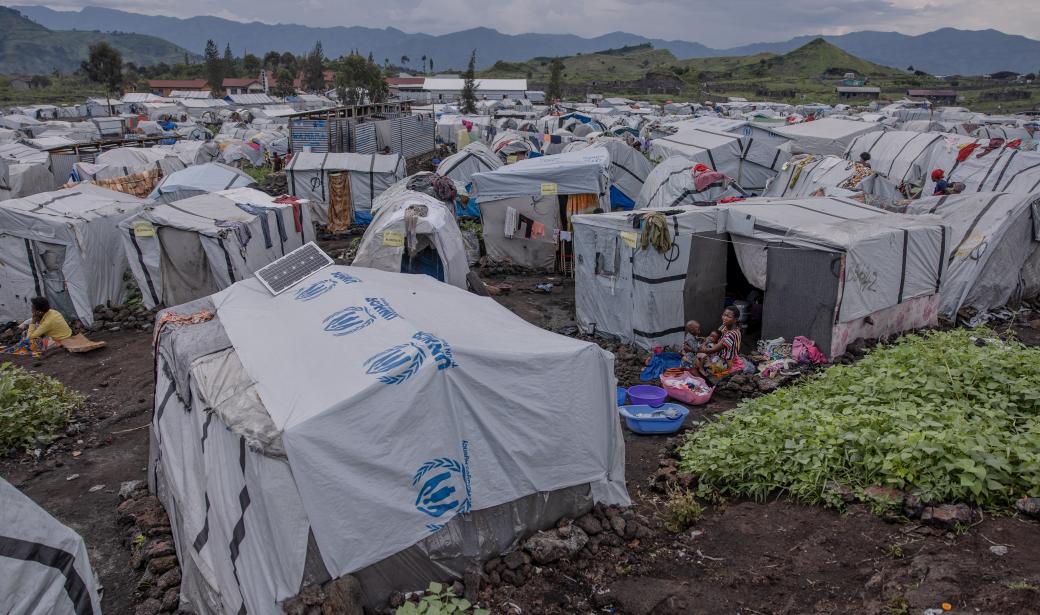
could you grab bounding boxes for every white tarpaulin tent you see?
[72,147,186,182]
[150,267,628,613]
[0,185,145,326]
[472,147,610,269]
[923,146,1040,195]
[0,477,103,615]
[906,192,1040,318]
[0,162,56,201]
[770,117,884,156]
[647,122,789,191]
[353,190,469,288]
[637,156,743,208]
[119,188,313,308]
[435,142,501,185]
[154,141,221,166]
[573,198,948,356]
[843,131,983,196]
[562,137,654,210]
[148,163,257,204]
[286,153,406,226]
[762,155,884,199]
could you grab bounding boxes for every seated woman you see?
[693,305,745,383]
[4,297,72,357]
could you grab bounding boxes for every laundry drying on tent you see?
[149,266,628,613]
[119,187,313,308]
[637,156,745,208]
[285,152,406,229]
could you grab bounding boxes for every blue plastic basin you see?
[618,403,690,435]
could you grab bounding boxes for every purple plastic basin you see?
[627,384,668,408]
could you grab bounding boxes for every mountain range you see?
[8,4,1040,76]
[0,6,191,75]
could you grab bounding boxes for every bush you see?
[0,362,83,454]
[664,488,703,532]
[395,582,488,615]
[678,330,1040,509]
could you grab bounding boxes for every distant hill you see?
[481,44,680,83]
[12,4,1040,75]
[0,7,192,75]
[707,39,906,80]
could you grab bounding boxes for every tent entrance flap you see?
[762,248,841,354]
[327,172,353,234]
[683,233,728,330]
[0,234,42,319]
[157,227,219,307]
[34,241,77,321]
[400,245,445,282]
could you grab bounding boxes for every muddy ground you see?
[2,271,1039,615]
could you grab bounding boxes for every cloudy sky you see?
[17,0,1040,47]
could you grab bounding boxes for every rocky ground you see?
[1,270,1039,615]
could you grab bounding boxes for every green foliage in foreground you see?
[395,582,489,615]
[678,330,1040,509]
[0,362,83,454]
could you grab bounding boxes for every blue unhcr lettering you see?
[412,331,457,370]
[331,272,361,284]
[322,307,376,336]
[365,297,400,320]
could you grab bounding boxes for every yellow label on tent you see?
[383,231,404,247]
[507,155,517,164]
[620,231,638,248]
[133,221,155,237]
[457,129,470,147]
[540,182,558,196]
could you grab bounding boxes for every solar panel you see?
[255,241,334,295]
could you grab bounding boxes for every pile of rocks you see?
[280,575,364,615]
[116,481,182,615]
[89,304,158,333]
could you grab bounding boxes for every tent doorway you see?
[0,234,43,318]
[762,248,841,353]
[34,241,77,321]
[683,233,728,330]
[401,244,445,282]
[157,227,219,306]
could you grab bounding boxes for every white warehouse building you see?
[422,78,529,102]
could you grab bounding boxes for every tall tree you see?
[203,39,225,94]
[280,52,299,74]
[460,50,477,114]
[335,53,388,106]
[272,68,296,97]
[303,41,325,92]
[81,41,123,114]
[243,53,261,75]
[263,50,281,69]
[400,55,410,69]
[547,57,564,102]
[428,57,434,74]
[421,54,427,75]
[223,43,235,77]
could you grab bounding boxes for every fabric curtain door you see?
[157,227,219,307]
[327,172,354,233]
[761,248,842,353]
[683,233,728,330]
[33,241,77,321]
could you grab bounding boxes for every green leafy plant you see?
[395,582,489,615]
[678,330,1040,510]
[664,488,703,532]
[0,362,83,455]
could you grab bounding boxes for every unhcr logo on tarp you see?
[412,440,472,533]
[323,306,376,336]
[365,297,400,320]
[293,272,362,302]
[363,331,456,385]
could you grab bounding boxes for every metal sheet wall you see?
[355,123,378,154]
[290,119,329,153]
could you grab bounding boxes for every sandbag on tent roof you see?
[148,162,257,203]
[843,130,982,196]
[562,137,654,210]
[0,477,103,615]
[647,122,789,192]
[0,185,146,325]
[353,189,469,288]
[150,267,628,613]
[923,146,1040,195]
[435,142,501,185]
[119,188,314,309]
[637,155,751,208]
[769,117,884,156]
[906,192,1040,318]
[286,152,406,227]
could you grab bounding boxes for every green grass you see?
[678,329,1040,511]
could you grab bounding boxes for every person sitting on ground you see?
[932,169,951,196]
[4,297,72,356]
[859,152,871,168]
[693,306,745,382]
[682,320,717,366]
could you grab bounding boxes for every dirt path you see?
[2,285,1039,614]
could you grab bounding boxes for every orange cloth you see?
[565,193,599,231]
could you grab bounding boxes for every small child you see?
[682,321,718,366]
